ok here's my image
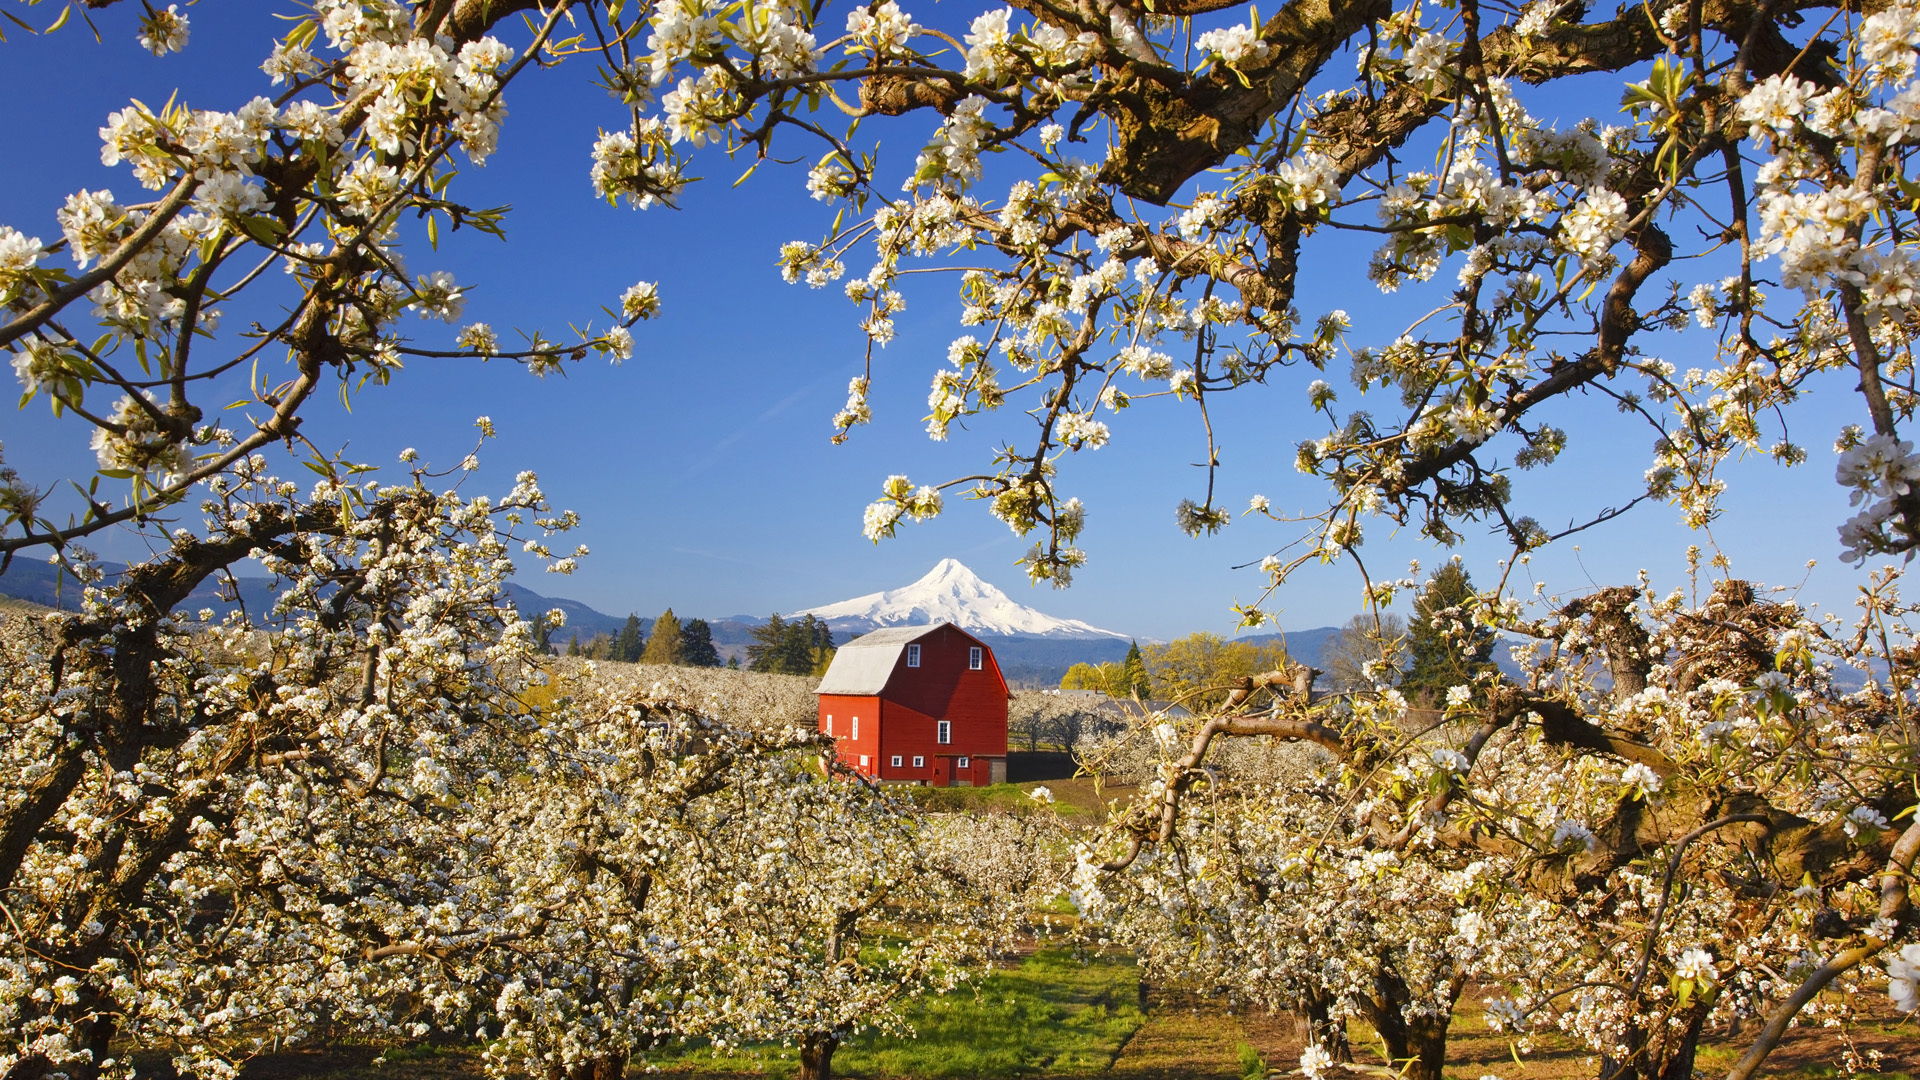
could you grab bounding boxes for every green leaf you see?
[236,215,288,245]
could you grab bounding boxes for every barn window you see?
[969,647,982,670]
[860,755,870,769]
[891,755,903,768]
[937,720,951,744]
[913,756,924,767]
[906,644,921,667]
[851,716,859,741]
[825,714,833,735]
[958,756,971,768]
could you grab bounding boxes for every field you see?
[183,946,1913,1080]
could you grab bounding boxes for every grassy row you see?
[644,949,1144,1077]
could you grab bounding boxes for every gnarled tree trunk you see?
[1294,986,1352,1063]
[549,1050,628,1080]
[799,1030,841,1080]
[1360,968,1461,1080]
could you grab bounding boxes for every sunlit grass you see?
[647,949,1143,1077]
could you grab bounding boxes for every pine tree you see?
[746,614,787,672]
[566,634,582,657]
[1401,562,1496,702]
[534,617,552,656]
[727,655,740,669]
[614,614,646,663]
[641,608,684,665]
[681,618,721,667]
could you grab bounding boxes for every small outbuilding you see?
[814,623,1009,786]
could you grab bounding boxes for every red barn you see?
[815,623,1009,786]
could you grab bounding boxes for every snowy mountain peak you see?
[793,560,1128,640]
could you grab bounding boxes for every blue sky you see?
[0,2,1883,640]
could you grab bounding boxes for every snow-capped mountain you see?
[793,558,1128,640]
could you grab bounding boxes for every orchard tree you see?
[1078,572,1920,1080]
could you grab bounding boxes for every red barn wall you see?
[817,693,880,774]
[817,626,1010,784]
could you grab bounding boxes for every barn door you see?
[931,757,950,787]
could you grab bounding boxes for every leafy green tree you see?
[1141,633,1291,709]
[641,608,684,665]
[1400,563,1497,702]
[681,618,721,667]
[1061,661,1128,696]
[614,614,646,663]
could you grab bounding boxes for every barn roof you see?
[813,623,1006,696]
[812,625,936,696]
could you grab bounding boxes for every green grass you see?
[904,782,1091,816]
[647,949,1143,1077]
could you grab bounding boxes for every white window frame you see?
[860,755,870,769]
[969,646,982,670]
[851,716,859,741]
[825,714,833,736]
[958,756,970,768]
[937,720,951,745]
[891,755,903,768]
[912,755,924,768]
[906,643,921,667]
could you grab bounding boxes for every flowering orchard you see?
[4,1,1920,1080]
[1071,571,1920,1080]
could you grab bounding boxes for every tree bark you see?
[548,1050,628,1080]
[799,1031,840,1080]
[1294,986,1352,1063]
[1361,969,1460,1080]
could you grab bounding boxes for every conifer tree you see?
[614,614,646,663]
[1123,640,1151,699]
[1401,563,1497,702]
[681,618,721,667]
[641,608,684,665]
[746,614,788,672]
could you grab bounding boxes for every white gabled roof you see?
[813,624,941,696]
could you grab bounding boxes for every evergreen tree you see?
[566,634,582,657]
[1123,640,1151,698]
[681,618,721,667]
[641,608,684,665]
[534,617,552,656]
[614,614,646,663]
[727,655,740,669]
[1401,562,1497,701]
[746,614,788,672]
[748,615,835,675]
